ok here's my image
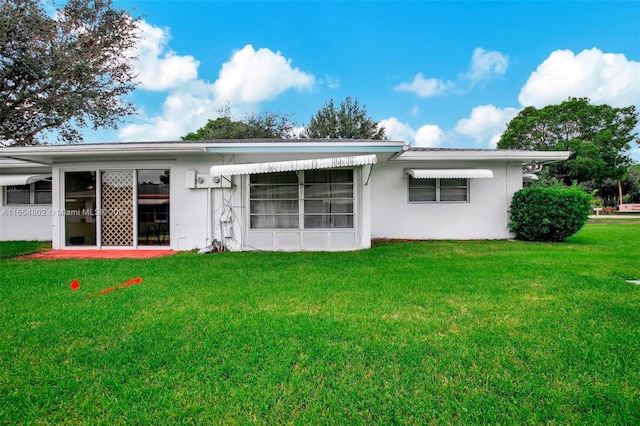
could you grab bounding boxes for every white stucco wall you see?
[0,204,52,241]
[170,155,241,251]
[370,161,523,240]
[5,153,525,248]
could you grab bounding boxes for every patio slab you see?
[19,249,177,260]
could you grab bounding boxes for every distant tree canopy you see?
[182,109,296,140]
[0,0,140,146]
[302,97,386,140]
[498,98,638,185]
[584,164,640,206]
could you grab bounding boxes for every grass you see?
[588,215,640,225]
[0,240,50,259]
[1,225,639,424]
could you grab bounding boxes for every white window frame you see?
[4,180,52,205]
[408,176,469,203]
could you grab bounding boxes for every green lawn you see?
[1,225,639,424]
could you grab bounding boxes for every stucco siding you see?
[370,161,521,240]
[0,205,51,241]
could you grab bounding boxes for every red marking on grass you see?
[117,277,143,289]
[70,279,80,291]
[87,277,144,298]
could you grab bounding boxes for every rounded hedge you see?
[509,186,591,242]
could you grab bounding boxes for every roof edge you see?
[395,149,571,162]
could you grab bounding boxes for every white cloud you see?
[394,47,507,97]
[410,105,420,116]
[119,81,221,141]
[519,48,640,108]
[455,104,519,148]
[394,73,454,98]
[379,117,416,142]
[378,117,444,146]
[132,21,199,91]
[415,124,444,147]
[465,47,508,84]
[325,75,341,89]
[213,45,315,104]
[120,43,315,141]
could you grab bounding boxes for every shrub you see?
[509,186,591,242]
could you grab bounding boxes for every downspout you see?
[506,163,511,231]
[199,187,216,254]
[209,187,215,243]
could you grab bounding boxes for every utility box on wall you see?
[185,170,232,189]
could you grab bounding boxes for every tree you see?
[498,98,638,185]
[0,0,139,146]
[302,97,386,139]
[182,107,297,140]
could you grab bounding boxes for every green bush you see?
[509,186,591,242]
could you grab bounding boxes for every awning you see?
[405,169,494,179]
[210,154,377,177]
[0,174,52,186]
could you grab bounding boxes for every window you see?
[5,180,52,205]
[249,170,354,229]
[408,176,468,203]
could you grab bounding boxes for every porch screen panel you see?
[249,172,299,229]
[304,169,354,228]
[101,170,134,246]
[249,170,355,230]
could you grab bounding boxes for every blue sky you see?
[92,1,640,161]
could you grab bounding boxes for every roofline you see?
[0,141,571,164]
[0,140,408,161]
[394,149,571,162]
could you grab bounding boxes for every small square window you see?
[408,176,468,203]
[4,180,52,205]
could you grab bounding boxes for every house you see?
[0,140,570,251]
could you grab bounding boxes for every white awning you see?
[0,174,52,186]
[405,169,494,179]
[210,154,377,177]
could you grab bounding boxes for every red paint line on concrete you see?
[19,250,176,260]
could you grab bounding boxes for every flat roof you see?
[0,140,571,165]
[0,140,408,164]
[397,147,571,162]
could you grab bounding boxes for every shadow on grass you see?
[0,241,51,259]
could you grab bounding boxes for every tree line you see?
[497,98,639,205]
[181,98,386,141]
